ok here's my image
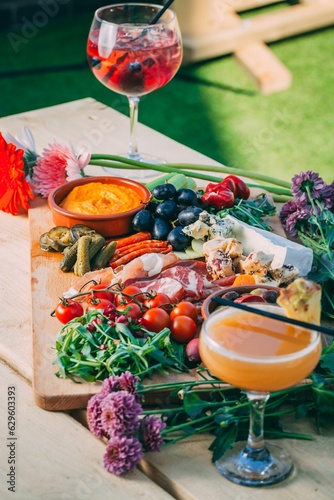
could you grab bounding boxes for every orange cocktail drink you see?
[200,305,321,392]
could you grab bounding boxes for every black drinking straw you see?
[150,0,175,24]
[212,297,334,337]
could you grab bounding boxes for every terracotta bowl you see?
[201,284,281,320]
[48,176,150,238]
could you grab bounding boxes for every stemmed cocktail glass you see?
[87,3,183,177]
[200,304,321,487]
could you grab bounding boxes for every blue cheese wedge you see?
[182,220,211,240]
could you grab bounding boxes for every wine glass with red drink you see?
[87,3,183,177]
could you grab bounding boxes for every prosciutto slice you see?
[128,277,186,303]
[159,266,204,300]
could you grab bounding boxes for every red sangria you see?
[87,3,183,167]
[87,26,182,97]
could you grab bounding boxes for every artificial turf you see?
[0,8,333,184]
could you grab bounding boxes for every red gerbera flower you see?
[0,133,34,215]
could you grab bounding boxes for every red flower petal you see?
[0,133,34,215]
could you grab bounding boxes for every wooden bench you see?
[175,0,334,94]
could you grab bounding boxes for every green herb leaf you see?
[209,422,238,463]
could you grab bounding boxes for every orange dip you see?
[60,182,142,215]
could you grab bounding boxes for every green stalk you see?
[90,154,291,190]
[89,158,226,184]
[246,183,292,196]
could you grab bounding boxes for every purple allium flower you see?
[291,170,328,205]
[87,393,106,439]
[100,376,121,396]
[100,371,142,403]
[103,436,143,475]
[322,181,334,210]
[285,207,312,237]
[139,415,166,452]
[117,371,142,402]
[279,200,299,227]
[100,391,142,438]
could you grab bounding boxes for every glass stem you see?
[128,96,140,160]
[246,392,270,452]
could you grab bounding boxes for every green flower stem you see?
[89,154,291,191]
[306,185,331,258]
[140,379,232,393]
[160,414,215,435]
[239,183,292,196]
[271,194,294,203]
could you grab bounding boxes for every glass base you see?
[215,442,294,487]
[102,152,165,181]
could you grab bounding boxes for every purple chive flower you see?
[139,415,166,452]
[103,436,143,475]
[291,170,329,205]
[279,200,299,227]
[87,393,106,439]
[100,391,142,438]
[285,207,312,237]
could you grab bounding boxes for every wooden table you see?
[1,98,333,499]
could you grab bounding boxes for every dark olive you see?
[151,218,173,240]
[132,210,154,232]
[221,291,240,301]
[261,290,279,303]
[167,227,191,251]
[178,206,203,226]
[174,188,198,206]
[155,200,178,221]
[152,183,176,201]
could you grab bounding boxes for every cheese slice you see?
[224,215,313,276]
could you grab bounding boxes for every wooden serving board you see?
[29,192,286,411]
[30,197,203,411]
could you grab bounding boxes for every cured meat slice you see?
[132,277,186,303]
[160,266,204,300]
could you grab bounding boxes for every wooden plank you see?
[234,41,292,94]
[139,415,334,499]
[0,361,172,500]
[223,11,292,94]
[181,2,334,63]
[235,0,285,12]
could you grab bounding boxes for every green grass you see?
[0,10,333,184]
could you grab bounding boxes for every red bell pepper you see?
[223,175,250,200]
[201,188,235,210]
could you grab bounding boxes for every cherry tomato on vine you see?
[170,301,198,322]
[55,299,84,324]
[144,293,171,311]
[86,297,113,312]
[116,302,142,320]
[115,285,146,306]
[141,308,170,333]
[170,316,197,343]
[89,284,115,303]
